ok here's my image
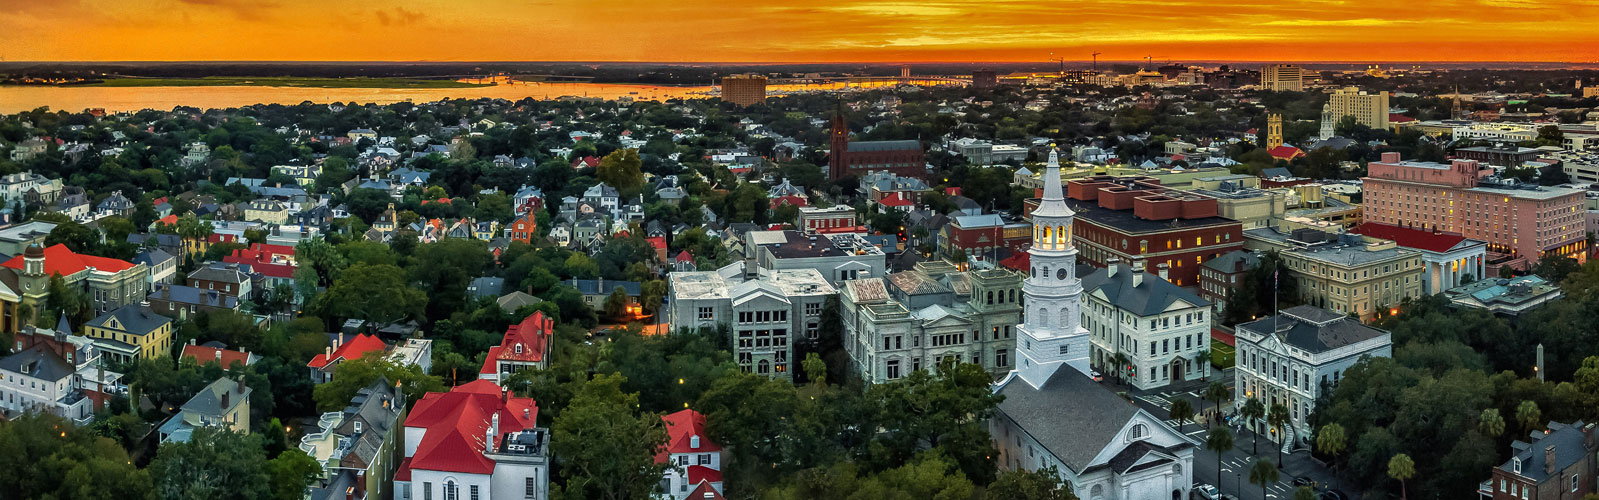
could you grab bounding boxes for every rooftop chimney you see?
[1157,263,1170,281]
[1546,445,1556,476]
[1107,257,1122,277]
[487,413,501,451]
[1132,259,1146,287]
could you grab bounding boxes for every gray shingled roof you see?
[1501,421,1592,482]
[996,368,1140,473]
[1079,264,1209,316]
[181,377,251,416]
[91,305,172,336]
[1237,305,1388,353]
[0,344,75,382]
[1202,250,1259,273]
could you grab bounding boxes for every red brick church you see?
[827,109,924,180]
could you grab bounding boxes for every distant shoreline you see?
[3,76,493,89]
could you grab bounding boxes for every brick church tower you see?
[828,106,849,180]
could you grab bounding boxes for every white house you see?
[395,380,549,500]
[656,409,723,500]
[1083,260,1213,391]
[1233,305,1392,447]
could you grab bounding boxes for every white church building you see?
[990,147,1198,500]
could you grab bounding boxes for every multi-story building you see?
[147,283,241,320]
[719,75,767,106]
[1363,152,1587,274]
[1326,87,1390,130]
[158,376,252,442]
[0,171,61,206]
[655,409,724,500]
[1,243,149,315]
[797,205,860,234]
[1445,275,1564,316]
[1260,64,1304,91]
[187,261,253,299]
[1198,250,1260,314]
[1455,146,1544,168]
[1029,175,1244,287]
[937,214,1031,261]
[744,230,886,286]
[667,264,835,380]
[308,333,389,384]
[839,261,1022,383]
[1244,227,1424,321]
[0,221,55,256]
[1083,260,1212,390]
[479,312,555,385]
[991,147,1198,500]
[1234,305,1391,447]
[1349,222,1488,294]
[0,344,98,424]
[302,378,406,500]
[1482,421,1596,500]
[828,109,924,180]
[83,304,174,363]
[394,380,549,500]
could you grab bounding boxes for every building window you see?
[424,483,433,500]
[886,359,901,379]
[996,349,1009,367]
[698,307,714,320]
[469,485,479,500]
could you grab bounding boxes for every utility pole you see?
[1091,52,1102,72]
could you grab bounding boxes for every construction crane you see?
[1049,52,1066,73]
[1144,55,1153,70]
[1091,52,1102,72]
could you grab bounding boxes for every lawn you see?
[1210,339,1236,369]
[86,76,490,89]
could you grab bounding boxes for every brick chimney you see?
[1546,445,1556,476]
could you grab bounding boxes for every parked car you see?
[1292,477,1316,487]
[1191,484,1219,500]
[1091,370,1105,382]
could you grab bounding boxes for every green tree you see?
[1267,403,1290,468]
[982,466,1080,500]
[1203,381,1231,428]
[596,148,644,198]
[1478,408,1505,437]
[267,449,323,500]
[0,413,151,500]
[1206,427,1234,488]
[310,355,445,411]
[44,273,91,329]
[149,428,272,500]
[640,279,667,317]
[1315,423,1347,490]
[1249,458,1279,500]
[1169,399,1193,433]
[315,262,427,325]
[1516,400,1542,433]
[1241,396,1265,455]
[550,373,667,500]
[866,360,1004,484]
[602,286,630,321]
[45,219,99,253]
[1388,453,1415,500]
[1293,486,1316,500]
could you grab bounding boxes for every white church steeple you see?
[1013,146,1092,388]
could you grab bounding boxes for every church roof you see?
[995,367,1140,473]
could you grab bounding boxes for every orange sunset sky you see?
[2,0,1597,62]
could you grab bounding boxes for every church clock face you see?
[1056,268,1068,280]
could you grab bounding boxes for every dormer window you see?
[1129,423,1148,442]
[1512,457,1521,474]
[353,421,363,433]
[690,435,700,449]
[514,344,524,354]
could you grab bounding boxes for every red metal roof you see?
[181,345,252,369]
[223,243,297,279]
[394,457,413,481]
[878,193,913,207]
[1267,145,1304,160]
[656,409,719,463]
[1349,222,1469,253]
[492,312,554,365]
[687,465,722,485]
[404,380,538,476]
[307,333,387,369]
[999,251,1030,272]
[1,244,135,276]
[675,250,694,262]
[1389,113,1416,123]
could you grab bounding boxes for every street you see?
[1116,369,1351,500]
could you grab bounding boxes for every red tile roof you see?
[999,251,1030,272]
[1349,222,1470,253]
[223,243,297,279]
[307,333,387,370]
[1389,113,1416,123]
[657,409,720,462]
[485,312,554,372]
[1267,145,1304,160]
[181,345,253,369]
[878,193,913,207]
[1,244,135,276]
[404,380,538,476]
[675,250,694,263]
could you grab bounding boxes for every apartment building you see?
[667,264,835,380]
[839,261,1022,383]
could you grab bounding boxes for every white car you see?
[1192,484,1219,500]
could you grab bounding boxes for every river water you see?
[0,79,958,114]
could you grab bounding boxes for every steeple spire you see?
[1010,144,1091,388]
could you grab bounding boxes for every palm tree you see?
[1293,486,1316,500]
[1388,453,1415,500]
[1268,403,1291,467]
[1316,423,1347,490]
[1207,427,1235,489]
[1479,408,1505,437]
[1249,458,1279,500]
[1517,400,1542,433]
[1110,352,1130,385]
[1203,381,1232,428]
[1241,397,1266,455]
[1195,348,1211,378]
[1170,399,1194,433]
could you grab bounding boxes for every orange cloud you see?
[0,0,1595,62]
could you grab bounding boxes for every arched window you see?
[1031,266,1037,278]
[987,291,994,304]
[1129,423,1148,441]
[1008,289,1016,302]
[758,360,771,374]
[1037,308,1049,327]
[1059,309,1070,328]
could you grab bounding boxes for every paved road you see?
[1117,371,1354,500]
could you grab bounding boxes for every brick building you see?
[1027,176,1244,287]
[828,110,923,180]
[1483,421,1596,500]
[937,214,1030,261]
[1362,152,1586,274]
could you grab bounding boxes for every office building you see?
[1244,227,1424,321]
[1234,305,1391,447]
[1083,259,1212,391]
[1326,87,1390,130]
[1198,250,1260,315]
[667,264,835,380]
[972,69,998,89]
[1363,152,1586,274]
[719,75,767,106]
[839,261,1022,383]
[1260,64,1304,91]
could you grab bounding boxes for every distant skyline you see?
[3,0,1598,63]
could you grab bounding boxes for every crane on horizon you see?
[1091,52,1102,72]
[1049,52,1066,73]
